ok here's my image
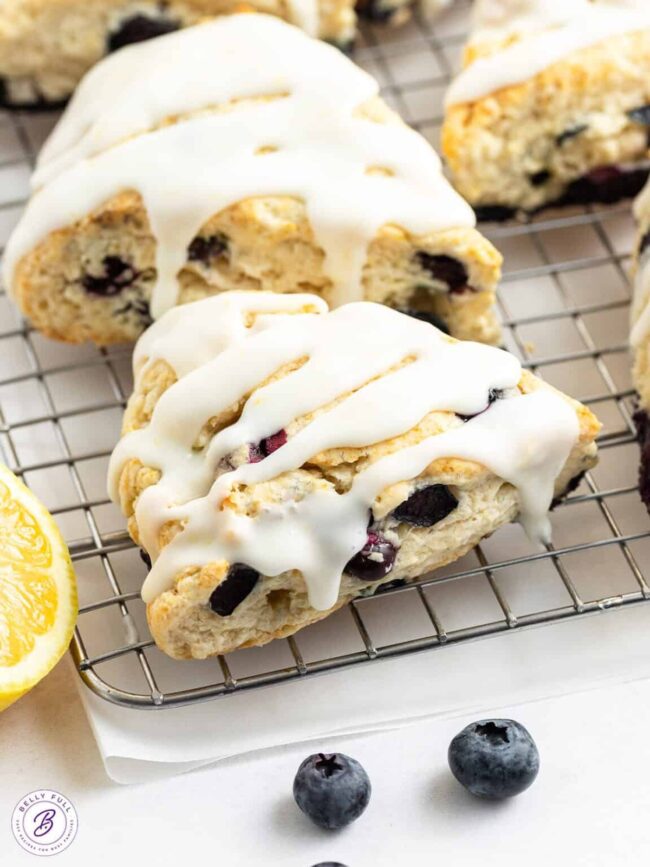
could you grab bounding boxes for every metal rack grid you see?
[1,0,649,709]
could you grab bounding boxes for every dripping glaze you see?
[3,13,474,320]
[108,293,580,610]
[446,0,650,107]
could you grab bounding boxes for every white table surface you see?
[2,649,650,867]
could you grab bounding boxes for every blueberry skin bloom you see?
[293,753,371,830]
[448,719,540,800]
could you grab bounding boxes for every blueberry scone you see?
[3,14,502,347]
[630,179,650,510]
[0,0,357,109]
[442,0,650,220]
[108,291,600,659]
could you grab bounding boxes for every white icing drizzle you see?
[3,14,475,320]
[446,0,650,107]
[630,179,650,348]
[133,290,328,379]
[107,292,580,610]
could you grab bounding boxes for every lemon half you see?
[0,463,77,711]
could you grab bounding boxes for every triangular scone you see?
[3,14,502,347]
[108,291,600,660]
[630,180,650,509]
[0,0,356,109]
[442,0,650,219]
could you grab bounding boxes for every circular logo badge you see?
[11,790,78,857]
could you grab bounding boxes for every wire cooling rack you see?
[1,0,649,709]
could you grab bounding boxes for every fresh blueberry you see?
[393,484,458,527]
[345,531,397,581]
[416,253,469,293]
[448,719,540,800]
[209,563,259,616]
[398,307,450,335]
[555,124,588,146]
[249,429,287,463]
[628,104,650,126]
[107,14,180,53]
[293,753,371,830]
[82,256,139,297]
[187,233,229,264]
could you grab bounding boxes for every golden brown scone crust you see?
[115,321,600,659]
[442,30,650,214]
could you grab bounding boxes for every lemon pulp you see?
[0,465,77,711]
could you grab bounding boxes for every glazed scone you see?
[442,0,650,219]
[630,179,650,510]
[3,14,502,347]
[0,0,356,109]
[108,291,600,660]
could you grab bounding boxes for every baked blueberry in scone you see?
[442,0,650,219]
[0,0,356,109]
[3,14,502,347]
[108,291,600,659]
[629,179,650,510]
